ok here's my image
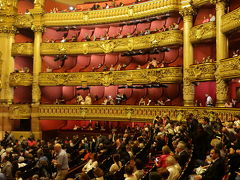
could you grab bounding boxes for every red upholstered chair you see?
[92,27,109,40]
[68,55,91,72]
[121,24,136,37]
[150,19,166,32]
[77,28,94,42]
[135,22,151,35]
[108,26,122,39]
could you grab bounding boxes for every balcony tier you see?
[187,63,216,82]
[222,7,240,33]
[12,30,183,56]
[218,56,240,80]
[190,22,216,43]
[9,104,239,122]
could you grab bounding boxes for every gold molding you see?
[12,30,183,56]
[190,22,216,43]
[14,15,33,28]
[42,0,180,27]
[9,104,240,122]
[12,43,33,56]
[218,56,240,79]
[9,104,31,119]
[192,0,211,7]
[9,73,33,86]
[39,67,183,86]
[187,63,216,82]
[222,7,240,33]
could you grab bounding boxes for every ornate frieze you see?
[14,15,33,28]
[12,43,33,56]
[9,104,31,119]
[192,0,211,7]
[12,30,183,56]
[9,73,33,86]
[30,105,240,121]
[190,22,216,43]
[39,67,183,86]
[218,56,240,79]
[42,0,180,27]
[187,63,216,82]
[222,7,240,33]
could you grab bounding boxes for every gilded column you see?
[180,5,195,106]
[0,0,17,139]
[30,3,45,138]
[212,0,229,107]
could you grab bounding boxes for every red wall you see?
[17,0,33,14]
[44,0,69,12]
[14,86,32,104]
[194,7,215,26]
[194,81,216,106]
[194,43,216,63]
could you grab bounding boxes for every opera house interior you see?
[0,0,240,179]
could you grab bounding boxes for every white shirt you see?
[206,96,213,106]
[82,159,98,173]
[167,164,181,180]
[125,175,137,180]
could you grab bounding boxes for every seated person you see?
[84,94,92,105]
[233,50,239,57]
[102,97,108,105]
[116,64,122,71]
[209,14,216,22]
[46,67,52,72]
[116,93,124,105]
[108,96,115,105]
[202,16,210,23]
[60,36,67,42]
[76,94,84,104]
[109,64,115,71]
[139,98,145,106]
[136,65,141,70]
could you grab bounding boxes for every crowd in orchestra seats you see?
[1,113,240,179]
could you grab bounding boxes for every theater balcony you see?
[12,30,183,56]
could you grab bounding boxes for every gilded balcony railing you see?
[222,7,240,33]
[12,30,183,56]
[39,67,183,86]
[9,104,240,122]
[190,22,216,43]
[42,0,180,27]
[192,0,211,7]
[187,63,216,82]
[218,56,240,79]
[9,73,33,86]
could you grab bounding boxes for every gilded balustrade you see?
[12,43,33,56]
[39,67,183,86]
[190,22,216,43]
[9,73,33,86]
[12,30,183,56]
[218,56,240,79]
[42,0,180,27]
[8,104,240,122]
[187,63,216,82]
[222,7,240,33]
[192,0,211,7]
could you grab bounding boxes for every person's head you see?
[135,159,143,170]
[125,165,134,176]
[176,142,185,153]
[162,145,171,155]
[203,117,210,124]
[32,174,39,180]
[113,154,120,163]
[210,148,220,160]
[78,173,91,180]
[205,94,209,97]
[54,143,62,153]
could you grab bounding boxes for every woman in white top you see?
[109,154,122,174]
[165,156,181,180]
[82,153,98,173]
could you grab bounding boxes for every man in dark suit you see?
[200,148,225,180]
[175,142,189,167]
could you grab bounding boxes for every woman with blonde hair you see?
[165,156,181,180]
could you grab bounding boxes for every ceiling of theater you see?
[54,0,107,5]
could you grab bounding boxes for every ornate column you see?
[180,5,195,106]
[212,0,229,107]
[29,2,45,138]
[0,0,17,139]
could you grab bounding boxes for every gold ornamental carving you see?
[218,56,240,79]
[179,6,196,17]
[42,0,180,27]
[187,63,216,82]
[34,105,240,122]
[12,43,33,56]
[9,104,31,119]
[31,25,45,32]
[190,22,216,43]
[39,67,183,86]
[192,0,211,7]
[222,7,240,33]
[14,15,32,28]
[9,73,33,86]
[13,30,183,56]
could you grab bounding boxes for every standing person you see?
[205,94,213,107]
[52,144,69,180]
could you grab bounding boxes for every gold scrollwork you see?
[12,43,33,56]
[9,104,31,119]
[218,56,240,79]
[39,67,183,86]
[190,22,216,43]
[222,7,240,33]
[9,73,33,86]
